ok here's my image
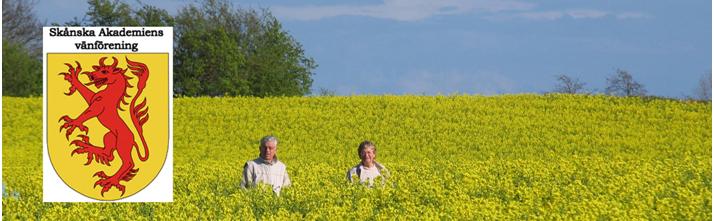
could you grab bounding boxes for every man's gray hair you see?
[260,135,278,148]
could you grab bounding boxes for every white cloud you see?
[488,9,648,21]
[566,9,609,19]
[271,0,535,22]
[516,9,609,21]
[514,11,564,21]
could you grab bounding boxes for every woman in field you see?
[346,141,389,186]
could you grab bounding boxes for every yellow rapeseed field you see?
[2,94,711,219]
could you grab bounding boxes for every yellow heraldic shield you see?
[47,53,169,200]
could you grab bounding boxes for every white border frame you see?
[42,27,173,202]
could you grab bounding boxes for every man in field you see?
[240,135,291,195]
[347,140,390,187]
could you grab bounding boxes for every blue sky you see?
[35,0,711,97]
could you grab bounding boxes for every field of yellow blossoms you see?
[3,94,711,219]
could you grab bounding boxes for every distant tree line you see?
[3,0,316,97]
[552,69,712,101]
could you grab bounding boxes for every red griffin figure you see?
[59,57,150,197]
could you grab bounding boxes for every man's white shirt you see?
[241,157,291,194]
